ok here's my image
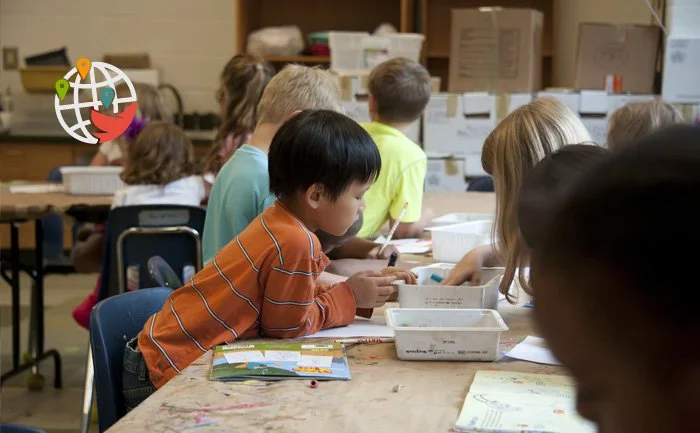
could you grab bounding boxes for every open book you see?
[210,342,351,381]
[454,371,596,433]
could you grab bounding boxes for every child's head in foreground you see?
[368,57,432,125]
[531,125,700,433]
[518,144,610,252]
[481,97,592,300]
[607,99,684,152]
[256,64,344,126]
[268,109,381,237]
[121,122,195,186]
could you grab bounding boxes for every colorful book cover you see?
[210,342,351,381]
[454,371,597,433]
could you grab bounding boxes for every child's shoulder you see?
[250,204,324,262]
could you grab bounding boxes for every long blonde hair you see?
[481,97,591,302]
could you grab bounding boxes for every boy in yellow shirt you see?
[358,58,432,239]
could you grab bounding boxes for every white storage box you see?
[428,220,494,263]
[397,263,503,310]
[663,35,700,103]
[431,212,494,226]
[425,154,467,192]
[60,166,123,196]
[386,308,508,361]
[341,98,420,143]
[329,32,424,73]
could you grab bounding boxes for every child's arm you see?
[327,237,399,260]
[388,159,429,239]
[72,230,105,273]
[261,258,358,338]
[89,151,109,167]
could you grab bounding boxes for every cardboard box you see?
[504,93,533,114]
[662,36,700,103]
[425,154,467,192]
[341,98,421,143]
[423,93,497,155]
[449,8,543,93]
[574,23,661,94]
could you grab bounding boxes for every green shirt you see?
[202,145,275,263]
[358,122,427,238]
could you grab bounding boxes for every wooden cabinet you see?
[235,0,415,68]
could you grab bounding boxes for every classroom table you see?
[103,191,570,433]
[0,186,112,387]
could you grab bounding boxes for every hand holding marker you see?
[378,202,409,255]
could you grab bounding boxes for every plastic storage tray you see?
[386,308,508,361]
[60,166,124,196]
[430,212,494,226]
[428,220,494,263]
[397,263,503,310]
[328,32,424,72]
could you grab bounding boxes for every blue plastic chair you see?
[80,205,205,433]
[0,423,47,433]
[89,288,172,432]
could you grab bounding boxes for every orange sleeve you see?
[261,258,357,338]
[316,285,373,319]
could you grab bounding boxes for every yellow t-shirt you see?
[358,122,427,238]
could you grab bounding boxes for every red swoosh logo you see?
[90,103,139,143]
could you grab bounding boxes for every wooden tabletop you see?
[0,186,112,222]
[107,302,557,433]
[103,190,564,433]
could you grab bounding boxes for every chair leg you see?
[80,344,95,433]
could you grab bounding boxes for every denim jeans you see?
[122,337,156,410]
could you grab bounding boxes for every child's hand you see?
[379,266,417,285]
[442,247,485,286]
[76,224,96,242]
[346,271,403,308]
[366,243,400,259]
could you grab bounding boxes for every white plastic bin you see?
[386,308,508,361]
[397,263,503,310]
[329,31,371,72]
[430,212,494,226]
[387,33,425,63]
[60,166,123,196]
[428,220,494,263]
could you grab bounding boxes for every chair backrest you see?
[90,288,172,432]
[467,176,495,192]
[0,424,47,433]
[97,205,206,301]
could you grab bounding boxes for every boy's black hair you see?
[518,144,610,251]
[535,125,700,335]
[268,109,381,201]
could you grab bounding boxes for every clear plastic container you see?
[428,220,494,263]
[59,166,123,196]
[385,308,508,361]
[397,263,503,310]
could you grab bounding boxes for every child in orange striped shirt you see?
[122,109,416,408]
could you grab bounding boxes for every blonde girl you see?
[90,82,170,167]
[202,54,275,181]
[442,97,592,302]
[607,99,684,152]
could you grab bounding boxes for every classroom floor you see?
[1,272,99,433]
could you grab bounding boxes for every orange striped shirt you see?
[138,201,360,388]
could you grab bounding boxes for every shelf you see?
[264,55,330,63]
[426,50,553,59]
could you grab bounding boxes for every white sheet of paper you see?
[264,350,302,363]
[223,350,266,364]
[304,316,394,339]
[374,235,432,254]
[9,183,65,194]
[505,336,561,365]
[298,355,333,368]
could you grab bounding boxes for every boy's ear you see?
[368,94,378,115]
[304,183,325,210]
[283,110,303,123]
